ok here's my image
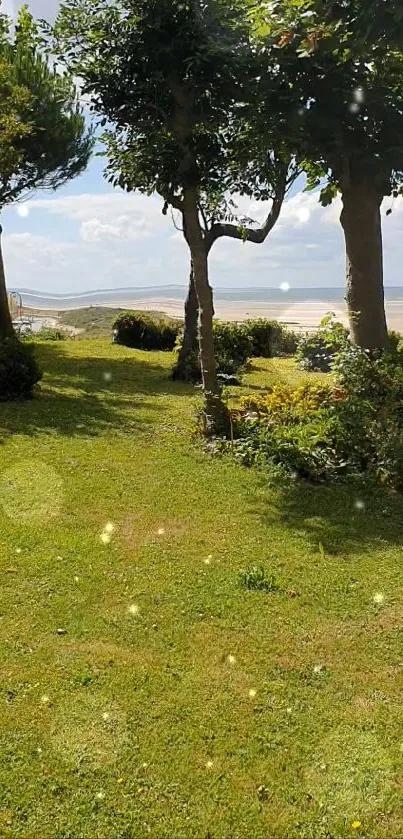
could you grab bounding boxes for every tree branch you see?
[205,174,287,253]
[164,192,184,211]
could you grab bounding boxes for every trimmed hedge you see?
[0,336,42,401]
[112,311,180,351]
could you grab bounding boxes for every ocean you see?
[9,284,397,310]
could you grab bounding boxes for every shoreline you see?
[19,297,403,332]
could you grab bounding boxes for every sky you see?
[2,0,403,294]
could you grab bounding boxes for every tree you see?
[51,0,293,431]
[0,6,93,338]
[254,0,403,349]
[171,172,293,381]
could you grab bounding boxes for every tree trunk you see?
[171,261,199,380]
[0,225,14,339]
[182,188,228,434]
[340,184,388,349]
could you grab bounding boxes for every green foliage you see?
[175,320,253,381]
[112,311,180,351]
[175,319,298,383]
[35,327,67,341]
[231,345,403,488]
[0,5,93,207]
[387,329,403,356]
[239,381,335,420]
[238,566,281,592]
[255,0,403,200]
[231,382,340,479]
[245,318,298,358]
[213,321,253,375]
[295,314,349,372]
[0,335,41,400]
[51,0,253,200]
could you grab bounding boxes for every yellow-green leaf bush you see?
[230,348,403,487]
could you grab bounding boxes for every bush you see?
[174,319,299,382]
[295,313,350,372]
[174,320,253,381]
[213,321,253,375]
[231,381,341,479]
[34,327,67,341]
[112,311,180,350]
[244,318,299,358]
[230,346,403,488]
[0,336,42,401]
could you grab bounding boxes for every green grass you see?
[1,339,403,838]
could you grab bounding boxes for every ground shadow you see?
[0,341,195,439]
[252,472,403,556]
[35,342,193,399]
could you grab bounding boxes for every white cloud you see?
[4,184,403,295]
[30,191,168,230]
[4,233,78,269]
[80,214,151,243]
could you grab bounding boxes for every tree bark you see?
[182,188,228,433]
[171,261,199,380]
[0,225,14,339]
[340,184,388,349]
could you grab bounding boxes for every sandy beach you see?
[78,296,350,330]
[125,299,403,332]
[23,297,403,333]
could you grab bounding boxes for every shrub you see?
[213,321,253,375]
[295,313,350,372]
[244,318,299,358]
[230,345,403,488]
[34,327,67,341]
[174,319,299,382]
[273,325,299,356]
[174,320,253,381]
[240,382,335,421]
[0,336,42,401]
[231,381,342,479]
[112,311,180,350]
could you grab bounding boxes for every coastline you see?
[22,297,349,330]
[19,295,403,332]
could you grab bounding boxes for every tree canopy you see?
[252,0,403,203]
[0,5,94,338]
[0,5,94,207]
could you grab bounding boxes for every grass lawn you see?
[1,339,403,839]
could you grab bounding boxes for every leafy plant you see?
[238,566,281,592]
[214,321,253,375]
[113,311,180,351]
[295,314,349,372]
[35,327,67,341]
[174,320,253,381]
[231,343,403,488]
[244,318,298,358]
[0,336,41,400]
[0,6,93,340]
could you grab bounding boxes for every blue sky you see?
[3,0,403,294]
